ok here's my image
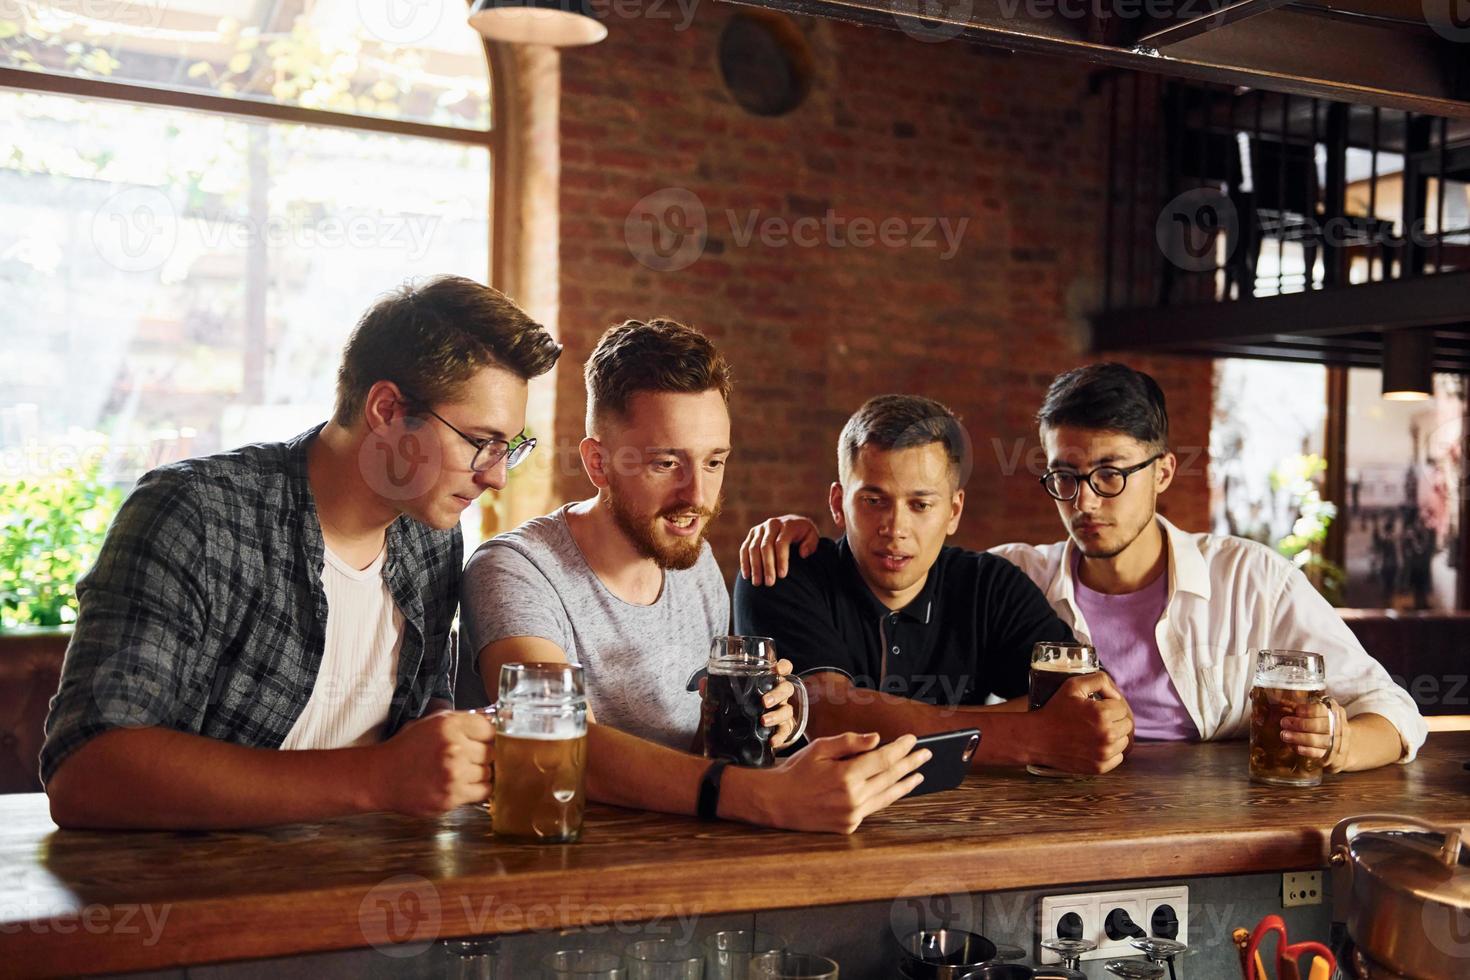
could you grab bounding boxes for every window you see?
[1210,359,1327,543]
[1,1,498,547]
[1212,359,1467,610]
[1341,370,1464,610]
[1,1,490,128]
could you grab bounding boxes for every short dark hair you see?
[838,394,970,489]
[584,318,732,431]
[334,276,562,425]
[1036,363,1169,450]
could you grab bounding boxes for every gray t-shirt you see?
[459,505,729,751]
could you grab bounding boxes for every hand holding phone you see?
[903,728,980,797]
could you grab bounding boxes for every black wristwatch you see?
[697,759,730,821]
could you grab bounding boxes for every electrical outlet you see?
[1101,895,1146,942]
[1039,886,1188,963]
[1145,891,1189,947]
[1095,890,1150,959]
[1283,871,1323,907]
[1038,894,1095,964]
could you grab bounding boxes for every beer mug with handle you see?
[701,636,808,768]
[1249,649,1337,788]
[475,662,588,843]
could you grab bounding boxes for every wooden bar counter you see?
[3,734,1468,977]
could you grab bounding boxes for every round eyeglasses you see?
[1040,453,1163,502]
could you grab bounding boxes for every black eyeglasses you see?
[1040,453,1163,502]
[403,393,535,473]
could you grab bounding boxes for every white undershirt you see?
[280,544,404,751]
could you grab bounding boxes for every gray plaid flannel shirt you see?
[40,425,461,784]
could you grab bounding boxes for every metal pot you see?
[895,930,998,979]
[955,966,1084,980]
[1330,813,1470,979]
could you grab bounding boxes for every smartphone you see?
[904,728,981,797]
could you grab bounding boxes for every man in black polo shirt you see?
[733,395,1135,774]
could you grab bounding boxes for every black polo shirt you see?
[733,536,1073,706]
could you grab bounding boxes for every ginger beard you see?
[607,484,723,570]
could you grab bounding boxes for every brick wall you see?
[549,9,1214,577]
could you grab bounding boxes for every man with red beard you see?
[459,319,929,833]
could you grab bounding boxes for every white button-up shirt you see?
[991,516,1427,762]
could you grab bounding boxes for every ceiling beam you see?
[1134,0,1295,49]
[1160,343,1470,371]
[1165,6,1469,118]
[1091,271,1470,349]
[721,0,1470,118]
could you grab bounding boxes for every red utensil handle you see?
[1286,941,1336,972]
[1246,916,1286,980]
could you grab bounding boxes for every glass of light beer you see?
[478,662,588,843]
[1027,642,1101,777]
[1249,649,1336,787]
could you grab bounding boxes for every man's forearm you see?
[584,722,779,826]
[46,727,380,830]
[585,721,709,815]
[803,675,1036,768]
[1342,712,1406,772]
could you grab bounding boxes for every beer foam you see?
[1256,669,1323,691]
[1033,660,1095,674]
[709,659,773,677]
[498,719,585,740]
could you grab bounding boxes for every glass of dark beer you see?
[476,662,588,843]
[701,636,808,768]
[1026,642,1100,777]
[1249,649,1336,787]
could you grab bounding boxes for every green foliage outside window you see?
[1,461,121,630]
[1271,453,1346,606]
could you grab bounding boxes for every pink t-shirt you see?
[1073,554,1199,741]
